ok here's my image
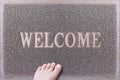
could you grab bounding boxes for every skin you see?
[33,62,62,80]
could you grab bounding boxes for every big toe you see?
[53,64,62,76]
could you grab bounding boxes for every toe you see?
[36,66,42,72]
[53,64,62,76]
[49,62,55,71]
[46,63,51,70]
[41,64,47,71]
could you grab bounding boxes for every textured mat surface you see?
[2,4,117,77]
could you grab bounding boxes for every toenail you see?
[44,64,46,65]
[56,64,61,68]
[52,62,55,65]
[48,63,50,65]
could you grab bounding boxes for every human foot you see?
[33,63,62,80]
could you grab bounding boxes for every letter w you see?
[20,32,33,48]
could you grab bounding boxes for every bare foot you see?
[33,62,62,80]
